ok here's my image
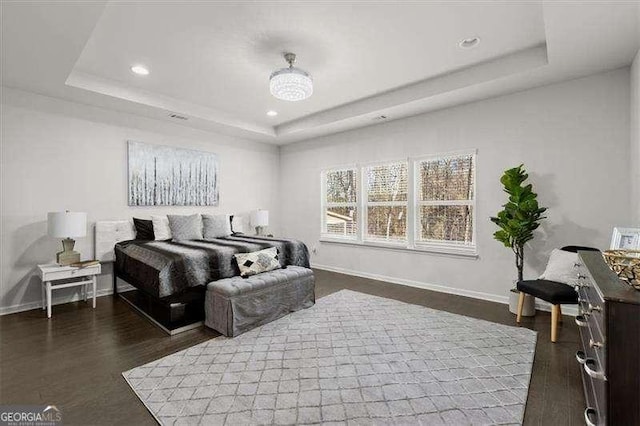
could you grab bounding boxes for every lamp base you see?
[255,226,268,236]
[56,238,80,266]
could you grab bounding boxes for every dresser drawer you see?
[577,287,606,339]
[575,263,604,300]
[580,365,607,426]
[577,327,608,425]
[576,313,607,372]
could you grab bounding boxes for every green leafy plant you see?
[490,165,547,283]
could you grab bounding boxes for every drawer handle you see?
[577,273,587,280]
[589,338,604,349]
[578,309,591,318]
[574,315,588,327]
[575,350,587,364]
[584,359,606,381]
[578,302,591,317]
[588,303,602,313]
[573,262,582,268]
[575,282,589,289]
[584,407,598,426]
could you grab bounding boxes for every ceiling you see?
[2,1,639,145]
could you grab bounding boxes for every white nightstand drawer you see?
[38,264,101,281]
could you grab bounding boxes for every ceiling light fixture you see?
[459,37,480,49]
[130,65,150,75]
[266,110,278,117]
[269,53,313,101]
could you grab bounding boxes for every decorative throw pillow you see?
[133,218,155,240]
[231,215,244,234]
[539,248,580,286]
[202,214,232,239]
[234,247,280,277]
[167,214,203,241]
[151,215,172,240]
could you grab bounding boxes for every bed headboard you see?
[95,220,136,262]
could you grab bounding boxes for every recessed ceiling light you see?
[266,110,278,117]
[459,37,480,49]
[130,65,150,75]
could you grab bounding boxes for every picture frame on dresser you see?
[610,227,640,250]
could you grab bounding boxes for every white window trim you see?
[319,237,479,258]
[412,150,477,253]
[362,160,409,243]
[320,166,359,241]
[320,150,477,256]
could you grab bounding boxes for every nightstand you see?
[38,263,101,318]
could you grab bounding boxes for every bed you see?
[95,220,310,334]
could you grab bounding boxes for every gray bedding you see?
[114,235,310,298]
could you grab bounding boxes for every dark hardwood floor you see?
[0,269,584,425]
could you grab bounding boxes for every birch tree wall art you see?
[128,141,219,206]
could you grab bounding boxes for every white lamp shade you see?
[251,210,269,227]
[47,211,87,238]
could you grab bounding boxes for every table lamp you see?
[48,211,87,265]
[251,209,269,236]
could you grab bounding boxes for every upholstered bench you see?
[205,266,315,337]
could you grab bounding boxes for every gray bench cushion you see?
[205,266,315,337]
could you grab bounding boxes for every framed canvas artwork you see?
[128,141,219,206]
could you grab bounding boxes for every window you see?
[321,150,476,255]
[322,168,358,238]
[365,162,408,242]
[415,154,475,248]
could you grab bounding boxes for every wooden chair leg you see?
[551,304,560,343]
[558,305,563,323]
[516,292,525,323]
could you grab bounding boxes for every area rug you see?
[123,290,537,425]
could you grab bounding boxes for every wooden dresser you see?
[574,251,640,426]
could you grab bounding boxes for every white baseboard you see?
[3,265,579,318]
[0,282,135,316]
[312,263,579,317]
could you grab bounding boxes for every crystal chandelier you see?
[269,53,313,101]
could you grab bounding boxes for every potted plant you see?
[490,164,547,316]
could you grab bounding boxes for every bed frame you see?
[95,220,204,335]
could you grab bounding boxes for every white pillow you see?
[539,249,579,286]
[231,215,244,234]
[151,215,172,240]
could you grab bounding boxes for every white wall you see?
[280,69,631,303]
[0,88,280,314]
[1,67,633,315]
[631,49,640,225]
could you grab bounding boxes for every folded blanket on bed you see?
[115,235,310,298]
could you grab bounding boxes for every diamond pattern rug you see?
[123,290,536,425]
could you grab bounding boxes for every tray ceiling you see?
[2,1,639,144]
